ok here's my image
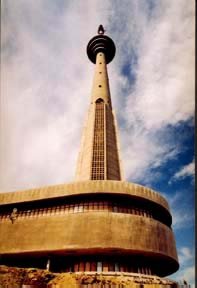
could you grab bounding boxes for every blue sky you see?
[1,0,195,285]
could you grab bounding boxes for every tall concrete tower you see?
[0,26,179,286]
[76,25,122,181]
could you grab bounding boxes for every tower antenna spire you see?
[98,24,105,34]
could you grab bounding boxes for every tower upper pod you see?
[87,25,116,64]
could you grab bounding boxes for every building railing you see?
[0,200,168,225]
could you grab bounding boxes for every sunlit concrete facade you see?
[0,26,179,284]
[75,52,122,181]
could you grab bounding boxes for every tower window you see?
[99,72,102,74]
[115,262,119,272]
[99,62,102,64]
[95,98,104,103]
[98,85,102,88]
[97,262,102,272]
[91,99,105,180]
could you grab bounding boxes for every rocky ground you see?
[0,265,178,288]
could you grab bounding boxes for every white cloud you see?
[0,0,195,191]
[124,0,194,129]
[162,191,194,230]
[178,247,193,265]
[171,160,195,182]
[107,0,195,181]
[171,265,195,287]
[0,0,108,191]
[171,246,194,286]
[120,127,179,182]
[171,209,194,230]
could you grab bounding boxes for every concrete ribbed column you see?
[90,52,112,106]
[75,52,121,181]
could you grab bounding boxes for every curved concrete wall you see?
[0,212,178,266]
[0,181,170,212]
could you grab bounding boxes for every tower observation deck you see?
[0,26,179,282]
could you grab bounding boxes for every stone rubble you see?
[0,266,178,288]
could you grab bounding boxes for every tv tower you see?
[0,26,179,286]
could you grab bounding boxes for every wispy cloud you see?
[109,0,195,182]
[124,0,194,129]
[169,160,195,183]
[171,246,195,286]
[0,1,194,191]
[172,209,194,230]
[161,190,194,230]
[0,0,106,190]
[171,265,195,287]
[178,247,193,265]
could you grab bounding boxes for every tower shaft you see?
[75,52,122,181]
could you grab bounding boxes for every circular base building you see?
[0,181,178,277]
